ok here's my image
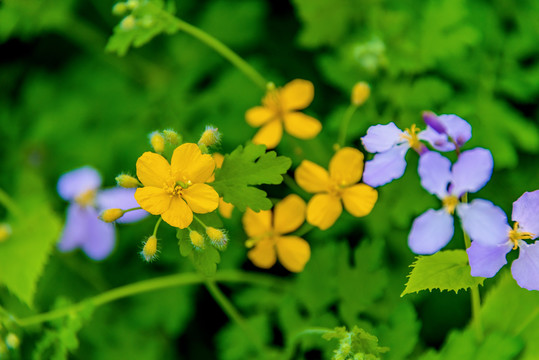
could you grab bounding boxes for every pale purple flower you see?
[57,166,147,260]
[458,191,539,291]
[361,114,472,187]
[408,149,493,254]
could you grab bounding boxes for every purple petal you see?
[438,114,472,147]
[457,199,511,246]
[96,188,148,223]
[58,204,94,252]
[512,190,539,236]
[422,111,446,134]
[418,127,455,152]
[57,166,102,201]
[418,151,451,198]
[450,148,493,197]
[81,214,116,261]
[512,241,539,291]
[467,240,512,277]
[408,208,454,254]
[361,123,404,153]
[362,144,408,187]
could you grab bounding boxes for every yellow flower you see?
[134,143,219,228]
[295,147,378,230]
[245,79,322,149]
[242,194,310,272]
[209,153,234,218]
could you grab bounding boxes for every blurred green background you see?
[0,0,538,358]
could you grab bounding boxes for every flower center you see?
[401,124,424,153]
[164,183,183,197]
[327,181,345,197]
[508,222,535,250]
[75,189,96,207]
[442,195,458,214]
[245,231,275,248]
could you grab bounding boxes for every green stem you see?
[152,217,163,237]
[0,188,22,218]
[174,18,267,90]
[337,104,358,147]
[282,174,309,201]
[15,270,287,327]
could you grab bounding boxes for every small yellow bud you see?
[149,131,165,153]
[115,174,141,188]
[5,333,20,349]
[189,230,205,249]
[0,223,12,243]
[141,235,158,262]
[206,227,228,250]
[266,82,276,92]
[112,2,127,16]
[126,0,139,10]
[351,81,370,106]
[163,129,181,145]
[198,126,221,148]
[120,15,136,31]
[99,208,124,223]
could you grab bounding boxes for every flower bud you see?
[120,15,136,31]
[5,333,20,349]
[351,81,370,106]
[206,227,228,250]
[189,230,205,249]
[99,208,124,223]
[115,174,141,188]
[149,131,165,153]
[141,235,158,262]
[422,111,446,134]
[0,223,12,243]
[163,129,181,145]
[198,126,221,148]
[112,2,128,16]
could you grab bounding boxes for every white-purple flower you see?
[361,114,471,187]
[408,149,493,255]
[458,191,539,291]
[57,166,147,260]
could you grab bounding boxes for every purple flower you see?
[458,191,539,291]
[361,114,472,187]
[408,149,493,254]
[57,166,147,260]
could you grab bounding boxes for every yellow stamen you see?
[442,195,458,214]
[508,222,535,250]
[400,124,423,152]
[75,189,96,207]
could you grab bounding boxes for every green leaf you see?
[401,250,484,296]
[177,226,220,276]
[212,143,292,212]
[376,301,420,360]
[0,170,61,306]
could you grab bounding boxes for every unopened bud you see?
[5,333,19,349]
[206,227,228,250]
[266,82,276,92]
[163,129,181,145]
[0,223,12,243]
[99,208,124,223]
[198,126,221,148]
[141,235,158,262]
[149,131,165,153]
[115,174,141,188]
[351,82,370,106]
[189,230,205,249]
[112,2,127,16]
[120,15,136,31]
[422,111,446,134]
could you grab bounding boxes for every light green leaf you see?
[401,250,484,296]
[212,143,292,212]
[376,301,420,360]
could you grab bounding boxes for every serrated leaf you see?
[212,143,291,212]
[192,246,220,277]
[0,170,61,306]
[401,250,484,296]
[177,228,193,257]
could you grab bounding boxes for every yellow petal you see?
[134,187,171,215]
[275,236,310,272]
[283,112,322,139]
[329,147,364,186]
[273,194,306,234]
[182,183,219,214]
[218,198,234,219]
[295,160,330,193]
[161,197,193,228]
[136,152,171,187]
[306,193,342,230]
[252,119,283,150]
[245,106,275,127]
[213,153,225,168]
[171,143,215,184]
[280,79,314,111]
[341,184,378,217]
[247,238,276,269]
[242,208,272,238]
